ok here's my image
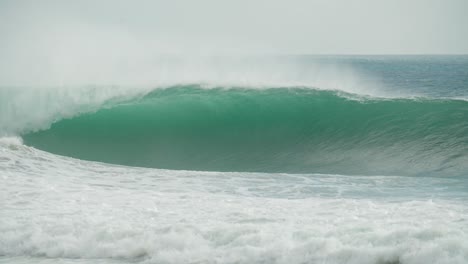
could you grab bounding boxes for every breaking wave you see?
[17,85,468,176]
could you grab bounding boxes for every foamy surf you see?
[1,142,468,264]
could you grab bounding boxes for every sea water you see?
[1,55,468,264]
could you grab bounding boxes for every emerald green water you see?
[23,86,468,176]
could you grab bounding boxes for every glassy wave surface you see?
[21,85,468,176]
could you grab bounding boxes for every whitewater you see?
[1,55,468,264]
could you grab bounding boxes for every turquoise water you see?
[1,56,468,264]
[22,86,468,176]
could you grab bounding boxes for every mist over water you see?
[0,55,390,137]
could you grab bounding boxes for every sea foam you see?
[1,143,467,264]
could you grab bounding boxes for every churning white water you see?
[1,138,468,264]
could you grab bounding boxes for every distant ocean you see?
[1,55,468,264]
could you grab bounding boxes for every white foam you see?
[0,136,23,146]
[1,144,467,264]
[0,85,154,136]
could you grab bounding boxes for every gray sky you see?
[1,0,468,85]
[1,0,467,55]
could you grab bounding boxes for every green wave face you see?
[22,86,468,176]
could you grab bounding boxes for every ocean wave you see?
[13,85,468,176]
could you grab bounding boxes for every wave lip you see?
[19,85,468,177]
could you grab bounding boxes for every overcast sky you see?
[1,0,467,55]
[2,0,467,86]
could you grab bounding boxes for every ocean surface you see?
[1,55,468,264]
